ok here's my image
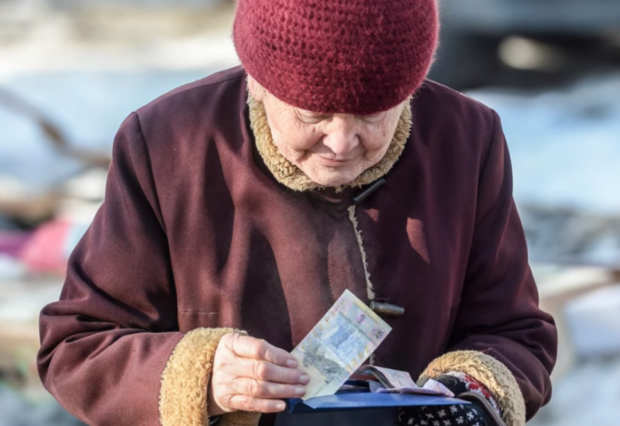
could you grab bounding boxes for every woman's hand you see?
[208,333,309,416]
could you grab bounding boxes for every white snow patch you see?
[468,73,620,214]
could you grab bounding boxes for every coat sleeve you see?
[418,111,557,426]
[37,113,260,426]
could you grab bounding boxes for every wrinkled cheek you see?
[273,124,320,154]
[364,148,389,165]
[272,138,307,164]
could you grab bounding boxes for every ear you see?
[247,75,265,102]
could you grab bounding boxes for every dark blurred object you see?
[431,0,620,89]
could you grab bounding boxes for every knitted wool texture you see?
[233,0,438,115]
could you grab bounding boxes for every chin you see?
[307,171,361,187]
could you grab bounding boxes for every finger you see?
[226,395,288,413]
[225,333,298,367]
[231,377,306,399]
[234,357,309,384]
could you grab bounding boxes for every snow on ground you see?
[0,70,215,188]
[468,74,620,215]
[0,0,240,192]
[529,356,620,426]
[0,384,83,426]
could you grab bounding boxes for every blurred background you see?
[0,0,619,424]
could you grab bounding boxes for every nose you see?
[321,115,359,156]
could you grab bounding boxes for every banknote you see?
[291,289,392,400]
[351,365,454,396]
[374,378,455,397]
[353,365,416,389]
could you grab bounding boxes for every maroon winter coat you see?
[38,66,557,426]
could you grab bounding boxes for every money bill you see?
[374,378,455,397]
[354,365,417,389]
[352,365,455,397]
[291,289,391,400]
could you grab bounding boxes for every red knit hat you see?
[233,0,438,115]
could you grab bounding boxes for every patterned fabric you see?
[435,372,502,417]
[398,403,489,426]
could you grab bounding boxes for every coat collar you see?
[248,95,412,192]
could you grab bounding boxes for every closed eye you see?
[295,110,330,124]
[359,112,385,123]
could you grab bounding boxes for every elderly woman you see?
[37,1,557,426]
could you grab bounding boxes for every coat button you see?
[370,301,405,317]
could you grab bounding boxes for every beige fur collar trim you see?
[248,95,412,192]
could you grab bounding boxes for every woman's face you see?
[249,77,406,187]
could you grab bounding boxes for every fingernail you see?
[275,401,286,411]
[286,359,298,368]
[299,374,310,384]
[295,386,306,396]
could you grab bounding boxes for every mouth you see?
[315,155,352,167]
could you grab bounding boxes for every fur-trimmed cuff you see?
[159,328,261,426]
[218,410,262,426]
[417,350,526,426]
